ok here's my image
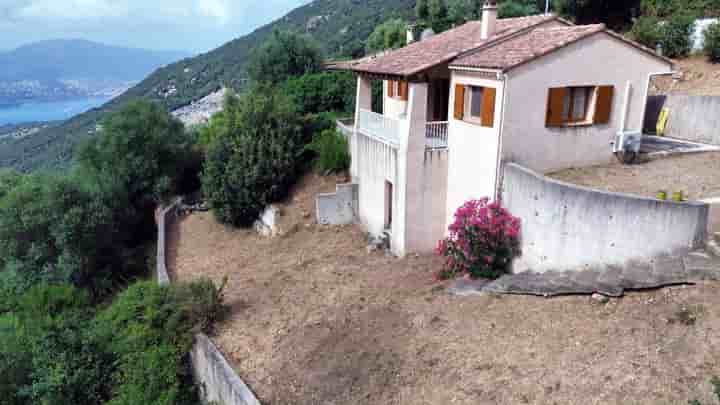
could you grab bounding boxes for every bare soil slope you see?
[654,56,720,96]
[169,174,720,405]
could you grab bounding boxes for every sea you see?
[0,96,113,126]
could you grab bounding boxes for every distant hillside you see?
[0,0,415,171]
[0,39,190,106]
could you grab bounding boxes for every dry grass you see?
[169,174,720,405]
[548,152,720,201]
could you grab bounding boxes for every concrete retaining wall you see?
[503,163,709,273]
[155,201,261,405]
[191,335,261,405]
[650,95,720,145]
[316,183,358,225]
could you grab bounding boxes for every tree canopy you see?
[247,30,323,85]
[366,19,408,52]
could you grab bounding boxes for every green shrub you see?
[631,16,663,48]
[661,14,696,58]
[202,88,306,226]
[307,129,351,174]
[499,0,540,18]
[632,14,695,58]
[704,22,720,62]
[282,72,356,115]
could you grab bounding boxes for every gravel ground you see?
[548,152,720,201]
[169,174,720,405]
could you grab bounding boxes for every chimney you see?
[480,0,498,40]
[407,24,417,44]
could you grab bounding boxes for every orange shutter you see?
[594,85,614,124]
[546,87,567,127]
[399,81,409,101]
[481,87,497,128]
[453,84,465,120]
[387,80,395,98]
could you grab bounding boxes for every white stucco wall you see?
[445,71,505,227]
[502,32,672,173]
[354,133,399,238]
[383,80,408,118]
[409,150,449,253]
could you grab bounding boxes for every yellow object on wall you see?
[656,107,669,136]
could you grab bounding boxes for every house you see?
[332,1,674,257]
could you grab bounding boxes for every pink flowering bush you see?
[436,198,521,280]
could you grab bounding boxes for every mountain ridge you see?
[0,0,416,171]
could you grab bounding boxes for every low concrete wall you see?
[155,201,261,405]
[191,335,261,405]
[654,95,720,145]
[316,183,358,225]
[503,163,709,273]
[703,197,720,234]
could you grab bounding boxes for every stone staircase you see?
[450,235,720,298]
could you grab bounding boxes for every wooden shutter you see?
[594,85,614,124]
[387,80,395,98]
[481,87,497,128]
[453,84,465,120]
[546,87,567,127]
[399,81,409,101]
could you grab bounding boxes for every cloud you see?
[197,0,230,25]
[0,0,311,52]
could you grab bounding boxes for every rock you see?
[591,293,610,304]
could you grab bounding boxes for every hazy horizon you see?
[0,0,313,53]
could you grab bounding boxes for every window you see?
[469,86,484,119]
[562,87,593,122]
[453,84,496,128]
[387,80,408,101]
[546,85,614,127]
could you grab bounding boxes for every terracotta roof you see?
[344,14,561,77]
[451,24,674,71]
[451,24,606,70]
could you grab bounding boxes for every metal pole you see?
[545,0,550,14]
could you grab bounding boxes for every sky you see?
[0,0,312,53]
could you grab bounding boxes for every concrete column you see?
[352,76,372,180]
[393,82,428,256]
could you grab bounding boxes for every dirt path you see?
[548,152,720,201]
[169,174,720,405]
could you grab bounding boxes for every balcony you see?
[358,109,400,146]
[425,121,448,150]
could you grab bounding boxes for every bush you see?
[202,88,306,226]
[632,14,695,58]
[282,72,356,115]
[306,129,351,174]
[661,14,696,58]
[704,22,720,62]
[499,0,540,18]
[437,199,521,280]
[631,16,663,48]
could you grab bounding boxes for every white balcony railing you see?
[358,109,400,146]
[425,121,448,149]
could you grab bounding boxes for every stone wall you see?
[503,163,709,273]
[155,201,261,405]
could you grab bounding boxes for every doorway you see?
[384,181,393,230]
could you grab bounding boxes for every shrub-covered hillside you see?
[0,0,415,172]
